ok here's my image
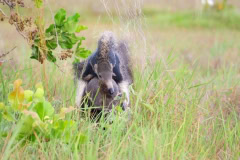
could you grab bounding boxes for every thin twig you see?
[53,63,65,73]
[0,46,16,58]
[2,0,15,9]
[13,23,29,40]
[1,1,28,40]
[0,8,7,17]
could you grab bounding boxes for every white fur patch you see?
[119,81,130,106]
[75,79,87,106]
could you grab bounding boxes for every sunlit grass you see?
[0,49,239,159]
[0,6,240,159]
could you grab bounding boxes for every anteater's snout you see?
[108,88,114,95]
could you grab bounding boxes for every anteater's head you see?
[94,61,116,96]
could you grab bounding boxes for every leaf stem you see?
[0,66,6,103]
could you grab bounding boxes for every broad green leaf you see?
[7,79,26,111]
[46,38,57,50]
[34,0,43,8]
[63,13,80,33]
[75,25,88,33]
[69,33,80,44]
[45,24,62,38]
[75,42,91,59]
[52,120,76,142]
[22,110,49,135]
[79,49,91,59]
[54,8,66,27]
[30,45,41,61]
[59,33,81,47]
[59,41,73,49]
[46,51,57,63]
[14,79,22,89]
[73,58,80,64]
[75,41,91,58]
[46,24,55,34]
[24,90,34,102]
[8,79,24,104]
[34,88,44,99]
[15,89,24,103]
[34,37,40,44]
[17,115,34,139]
[33,101,54,120]
[59,33,74,49]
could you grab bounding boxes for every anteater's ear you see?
[94,64,98,73]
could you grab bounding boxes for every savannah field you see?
[0,0,240,159]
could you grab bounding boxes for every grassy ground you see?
[0,3,240,160]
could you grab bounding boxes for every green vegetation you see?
[0,51,239,159]
[0,79,76,148]
[0,0,90,64]
[144,7,240,30]
[32,8,90,63]
[0,2,240,160]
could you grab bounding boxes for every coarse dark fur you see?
[82,77,123,119]
[74,33,133,85]
[74,31,133,109]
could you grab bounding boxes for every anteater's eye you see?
[98,74,102,78]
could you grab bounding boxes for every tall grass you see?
[0,48,239,159]
[1,4,240,159]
